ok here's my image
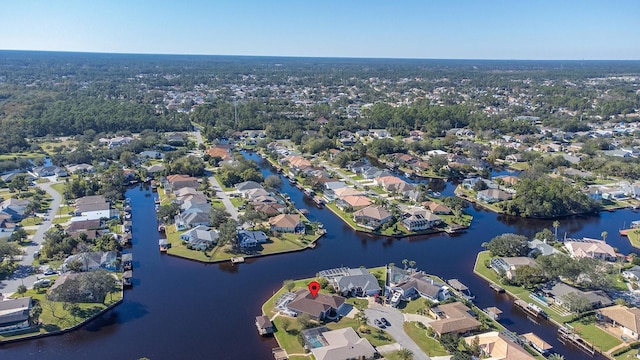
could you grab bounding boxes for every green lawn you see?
[20,216,43,227]
[230,197,245,208]
[56,205,74,215]
[346,298,369,310]
[212,173,234,191]
[53,216,72,224]
[50,183,66,197]
[509,162,531,171]
[400,298,432,315]
[568,317,623,352]
[403,322,450,356]
[627,230,640,249]
[1,286,122,341]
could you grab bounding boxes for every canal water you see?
[3,153,638,359]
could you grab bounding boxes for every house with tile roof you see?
[309,327,376,360]
[564,238,616,261]
[401,207,442,231]
[429,301,482,337]
[352,205,392,230]
[269,214,305,233]
[286,289,346,321]
[597,305,640,340]
[336,195,372,211]
[464,331,535,360]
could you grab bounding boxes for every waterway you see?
[3,152,638,359]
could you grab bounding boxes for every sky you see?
[1,0,639,60]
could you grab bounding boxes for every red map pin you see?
[308,281,321,298]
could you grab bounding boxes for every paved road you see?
[208,175,239,221]
[0,181,63,295]
[365,303,430,360]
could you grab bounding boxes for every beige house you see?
[268,214,305,233]
[565,238,616,261]
[352,205,392,230]
[429,301,481,337]
[597,305,640,340]
[464,331,535,360]
[310,327,376,360]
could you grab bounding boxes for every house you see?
[423,201,453,215]
[336,195,372,211]
[308,327,376,360]
[175,211,210,229]
[490,257,536,279]
[528,239,560,256]
[540,282,612,310]
[401,207,442,231]
[374,176,409,192]
[0,297,32,334]
[205,146,233,162]
[464,331,535,360]
[252,203,286,216]
[179,225,219,250]
[564,238,616,261]
[1,172,35,183]
[321,267,381,297]
[0,198,31,221]
[352,205,392,230]
[33,165,68,178]
[65,219,103,233]
[255,315,274,336]
[244,188,271,200]
[333,187,363,198]
[61,251,119,272]
[429,301,482,337]
[477,188,512,203]
[66,163,96,174]
[280,155,312,173]
[166,174,200,191]
[101,136,133,148]
[145,164,165,175]
[324,181,347,191]
[235,181,264,193]
[269,214,305,234]
[74,199,117,221]
[165,133,186,145]
[597,305,640,340]
[286,289,346,321]
[238,230,268,248]
[139,150,164,160]
[390,272,451,304]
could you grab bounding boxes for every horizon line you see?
[1,48,639,62]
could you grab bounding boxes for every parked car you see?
[381,317,390,326]
[43,268,56,276]
[373,319,385,328]
[33,279,51,289]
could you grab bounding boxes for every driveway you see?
[365,303,430,360]
[207,175,239,221]
[0,181,63,295]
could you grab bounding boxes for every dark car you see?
[381,317,390,326]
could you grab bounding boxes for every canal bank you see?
[3,154,639,359]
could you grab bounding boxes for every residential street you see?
[208,175,239,221]
[0,180,63,295]
[365,303,431,360]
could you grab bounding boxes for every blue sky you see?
[1,0,638,60]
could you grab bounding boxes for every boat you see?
[159,239,170,252]
[154,197,161,204]
[521,332,552,356]
[447,279,475,300]
[122,270,133,287]
[231,257,245,264]
[514,299,548,319]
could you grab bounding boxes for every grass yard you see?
[212,173,234,191]
[56,205,74,215]
[325,316,395,347]
[52,215,72,224]
[20,216,43,227]
[1,286,122,341]
[627,229,640,249]
[50,183,66,197]
[400,298,432,315]
[229,197,245,208]
[568,317,623,352]
[403,322,450,356]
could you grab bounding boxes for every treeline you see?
[498,174,601,218]
[3,95,191,138]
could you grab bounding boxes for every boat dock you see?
[521,332,552,356]
[489,283,505,293]
[447,278,475,300]
[557,326,595,356]
[231,257,245,264]
[514,299,548,319]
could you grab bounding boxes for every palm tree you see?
[397,348,414,360]
[409,260,416,269]
[552,220,560,240]
[402,259,409,270]
[601,230,608,242]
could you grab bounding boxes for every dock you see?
[557,326,595,356]
[159,238,170,252]
[231,257,245,264]
[447,278,475,300]
[521,332,552,356]
[489,283,505,293]
[514,299,548,319]
[444,225,467,234]
[122,270,133,287]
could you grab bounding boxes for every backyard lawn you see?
[567,317,623,353]
[403,322,449,356]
